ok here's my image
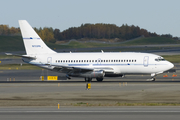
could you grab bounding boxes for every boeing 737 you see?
[6,20,174,82]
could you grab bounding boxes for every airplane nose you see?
[169,62,174,69]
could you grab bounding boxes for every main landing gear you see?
[96,77,103,82]
[85,77,92,82]
[85,77,104,82]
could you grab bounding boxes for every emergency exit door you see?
[47,57,52,64]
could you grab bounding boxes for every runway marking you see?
[0,111,180,113]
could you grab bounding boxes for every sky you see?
[1,0,180,37]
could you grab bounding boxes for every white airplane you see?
[7,20,174,82]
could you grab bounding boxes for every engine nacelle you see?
[70,70,105,78]
[89,70,105,78]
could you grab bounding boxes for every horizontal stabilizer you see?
[5,53,36,59]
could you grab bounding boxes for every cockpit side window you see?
[159,59,165,61]
[155,59,159,62]
[155,57,166,62]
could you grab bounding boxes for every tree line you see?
[54,24,159,41]
[0,25,20,36]
[0,23,178,43]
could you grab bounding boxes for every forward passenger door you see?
[143,56,149,67]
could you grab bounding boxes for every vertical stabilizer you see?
[19,20,56,55]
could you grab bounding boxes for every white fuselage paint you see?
[23,52,174,76]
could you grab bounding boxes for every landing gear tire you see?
[96,77,103,82]
[146,77,156,81]
[85,77,92,82]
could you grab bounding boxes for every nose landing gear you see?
[146,77,156,81]
[147,73,156,81]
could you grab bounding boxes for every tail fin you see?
[19,20,56,55]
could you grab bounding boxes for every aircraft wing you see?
[51,64,114,74]
[51,64,94,73]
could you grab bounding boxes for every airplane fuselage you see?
[23,52,174,78]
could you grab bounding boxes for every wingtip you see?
[5,53,13,55]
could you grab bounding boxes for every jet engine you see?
[88,70,105,78]
[70,70,105,78]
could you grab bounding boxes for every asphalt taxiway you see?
[0,82,180,107]
[0,107,180,120]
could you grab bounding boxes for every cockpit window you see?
[155,57,166,62]
[159,59,165,61]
